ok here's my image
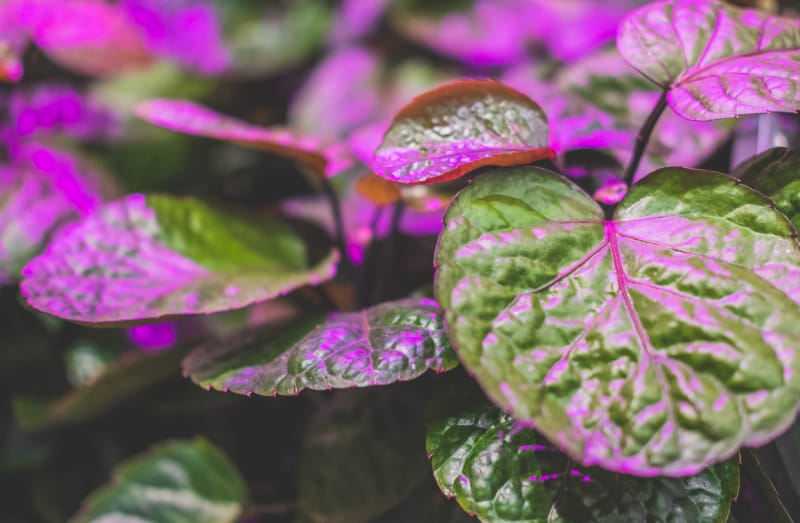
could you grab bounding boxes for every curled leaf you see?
[135,99,353,176]
[618,0,800,120]
[21,194,338,325]
[370,79,554,185]
[435,166,800,476]
[183,298,458,396]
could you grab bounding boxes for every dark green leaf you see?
[733,147,800,230]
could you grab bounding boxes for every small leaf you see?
[733,147,800,229]
[427,385,740,523]
[298,387,429,523]
[135,99,354,176]
[21,194,338,325]
[435,165,800,475]
[618,0,800,120]
[370,79,554,185]
[70,438,246,523]
[14,343,184,430]
[356,173,403,206]
[183,298,458,396]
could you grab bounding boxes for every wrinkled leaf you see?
[136,98,353,176]
[15,343,185,430]
[70,438,246,523]
[435,166,800,476]
[21,194,338,324]
[184,298,457,396]
[371,79,553,185]
[298,387,429,523]
[733,147,800,229]
[427,384,740,522]
[618,0,800,120]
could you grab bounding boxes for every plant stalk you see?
[622,88,669,187]
[318,175,350,268]
[370,200,405,305]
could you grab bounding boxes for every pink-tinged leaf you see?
[135,99,354,177]
[121,0,230,75]
[0,144,116,284]
[21,194,338,325]
[328,0,390,45]
[618,0,800,120]
[371,79,553,185]
[0,0,26,82]
[0,42,23,82]
[16,0,153,76]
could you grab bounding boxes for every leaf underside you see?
[183,298,458,396]
[435,165,800,476]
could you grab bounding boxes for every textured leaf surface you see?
[71,438,246,523]
[298,387,429,523]
[618,0,800,120]
[435,166,800,475]
[136,99,353,176]
[427,386,740,523]
[371,79,553,185]
[733,147,800,229]
[184,298,457,396]
[15,344,184,430]
[21,194,338,324]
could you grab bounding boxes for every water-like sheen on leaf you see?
[136,99,353,177]
[733,147,800,230]
[370,79,554,185]
[21,194,338,324]
[183,298,458,396]
[617,0,800,120]
[427,386,740,522]
[70,438,246,523]
[435,166,800,476]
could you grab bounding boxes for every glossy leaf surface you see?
[618,0,800,120]
[21,194,338,324]
[428,386,740,522]
[136,99,353,176]
[371,80,553,185]
[733,147,800,229]
[435,166,800,476]
[184,298,457,396]
[71,438,246,523]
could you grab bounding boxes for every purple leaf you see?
[136,99,354,177]
[618,0,800,120]
[370,79,554,185]
[21,194,338,324]
[0,0,26,82]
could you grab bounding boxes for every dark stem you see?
[318,175,349,268]
[741,448,795,523]
[622,88,669,186]
[370,200,405,305]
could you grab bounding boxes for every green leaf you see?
[370,79,554,185]
[20,194,338,325]
[733,147,800,230]
[70,438,246,523]
[14,344,185,430]
[435,165,800,476]
[183,298,458,396]
[298,387,430,523]
[427,385,740,523]
[617,0,800,120]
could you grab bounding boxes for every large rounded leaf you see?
[183,298,458,396]
[370,79,554,185]
[427,386,740,523]
[617,0,800,120]
[70,438,246,523]
[21,194,338,325]
[435,166,800,476]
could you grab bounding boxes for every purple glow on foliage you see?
[122,0,229,74]
[329,0,389,45]
[127,322,177,351]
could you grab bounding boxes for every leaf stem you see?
[622,88,669,187]
[370,200,405,305]
[318,175,350,268]
[741,448,795,523]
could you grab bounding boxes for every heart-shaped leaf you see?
[435,165,800,476]
[617,0,800,120]
[70,438,246,523]
[427,384,740,523]
[370,79,554,185]
[21,194,338,325]
[183,298,458,396]
[733,147,800,229]
[135,99,353,176]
